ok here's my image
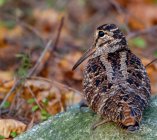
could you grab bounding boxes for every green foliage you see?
[28,98,51,120]
[119,25,129,34]
[41,109,51,121]
[0,135,5,139]
[42,98,49,105]
[130,37,147,48]
[0,0,8,6]
[10,132,17,138]
[154,51,157,57]
[46,0,56,7]
[16,53,31,79]
[78,0,87,6]
[27,98,35,104]
[0,20,16,29]
[2,101,10,109]
[152,0,157,4]
[31,105,39,112]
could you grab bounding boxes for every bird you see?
[72,24,151,132]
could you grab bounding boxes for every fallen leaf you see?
[142,58,157,94]
[0,119,26,138]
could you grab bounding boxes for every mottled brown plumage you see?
[72,24,151,131]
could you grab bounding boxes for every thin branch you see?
[0,79,21,110]
[27,85,43,110]
[145,58,157,68]
[27,76,82,95]
[0,17,64,111]
[127,25,157,39]
[53,17,64,52]
[28,39,53,76]
[0,39,53,111]
[9,85,24,115]
[33,16,64,75]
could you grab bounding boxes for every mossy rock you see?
[15,96,157,140]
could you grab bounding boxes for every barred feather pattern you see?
[83,49,151,130]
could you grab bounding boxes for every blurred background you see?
[0,0,157,133]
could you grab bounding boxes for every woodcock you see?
[72,24,151,132]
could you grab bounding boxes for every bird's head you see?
[72,24,128,70]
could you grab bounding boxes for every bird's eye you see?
[98,31,105,37]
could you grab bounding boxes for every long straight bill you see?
[72,47,96,70]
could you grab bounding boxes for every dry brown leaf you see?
[58,51,84,80]
[0,26,22,47]
[26,115,35,130]
[33,8,61,36]
[128,1,157,27]
[0,119,26,138]
[142,58,157,94]
[3,80,14,89]
[0,71,13,82]
[25,78,82,114]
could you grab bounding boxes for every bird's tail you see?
[118,104,141,132]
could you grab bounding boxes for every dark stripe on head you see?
[97,24,107,30]
[94,36,100,46]
[97,24,118,31]
[113,29,120,34]
[99,40,111,47]
[96,24,127,46]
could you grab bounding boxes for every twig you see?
[27,85,43,110]
[0,14,64,116]
[0,17,64,112]
[0,39,53,111]
[27,39,53,76]
[127,25,157,39]
[27,76,82,95]
[9,86,24,114]
[33,16,64,75]
[26,115,35,130]
[145,58,157,68]
[53,17,64,52]
[0,79,21,111]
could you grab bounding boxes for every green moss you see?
[15,96,157,140]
